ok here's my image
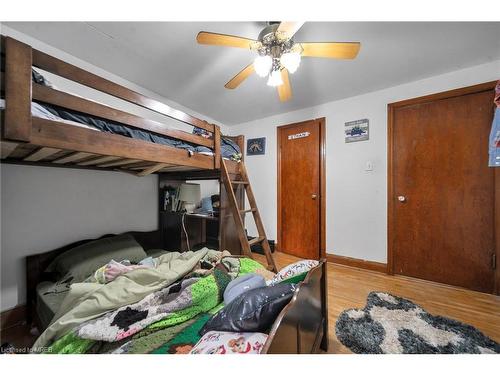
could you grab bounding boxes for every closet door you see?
[389,85,497,293]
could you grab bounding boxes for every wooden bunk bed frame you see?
[0,36,241,176]
[26,231,329,354]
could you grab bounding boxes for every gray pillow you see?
[45,234,147,283]
[223,273,266,305]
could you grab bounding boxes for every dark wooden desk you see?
[160,211,219,252]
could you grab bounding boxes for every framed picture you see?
[345,119,369,143]
[247,137,266,155]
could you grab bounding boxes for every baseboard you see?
[0,304,27,330]
[326,254,387,274]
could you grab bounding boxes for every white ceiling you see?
[5,22,500,125]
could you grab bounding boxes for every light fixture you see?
[280,51,301,74]
[254,55,272,77]
[267,69,283,87]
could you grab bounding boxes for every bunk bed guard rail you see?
[1,36,222,171]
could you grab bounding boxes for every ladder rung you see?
[248,236,265,246]
[221,157,277,273]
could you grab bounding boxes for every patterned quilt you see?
[46,256,265,354]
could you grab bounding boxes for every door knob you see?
[398,196,406,202]
[311,194,318,200]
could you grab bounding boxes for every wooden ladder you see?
[221,158,278,272]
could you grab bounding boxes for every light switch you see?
[365,161,373,171]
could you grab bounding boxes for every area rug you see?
[335,291,500,354]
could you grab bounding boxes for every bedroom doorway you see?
[388,82,499,294]
[277,118,326,260]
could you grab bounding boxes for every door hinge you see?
[493,254,497,270]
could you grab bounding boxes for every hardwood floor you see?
[0,323,37,352]
[2,251,499,354]
[255,251,500,354]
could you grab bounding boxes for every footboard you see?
[262,260,329,354]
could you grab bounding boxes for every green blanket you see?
[86,311,217,354]
[41,256,264,354]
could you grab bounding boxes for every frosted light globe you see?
[254,55,272,77]
[280,51,301,73]
[267,69,283,87]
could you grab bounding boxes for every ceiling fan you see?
[196,22,361,102]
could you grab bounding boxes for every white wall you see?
[0,26,227,311]
[0,165,158,311]
[191,180,220,201]
[228,60,500,264]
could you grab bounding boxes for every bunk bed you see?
[1,35,328,353]
[0,36,269,264]
[0,36,242,177]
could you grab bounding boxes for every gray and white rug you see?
[335,291,500,354]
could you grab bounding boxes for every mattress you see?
[0,98,241,159]
[35,281,69,331]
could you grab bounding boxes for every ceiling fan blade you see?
[225,63,255,89]
[277,69,292,102]
[197,31,256,49]
[276,22,305,39]
[300,42,361,59]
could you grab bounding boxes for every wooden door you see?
[278,118,325,259]
[389,84,497,293]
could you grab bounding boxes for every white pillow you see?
[190,331,268,354]
[268,259,319,286]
